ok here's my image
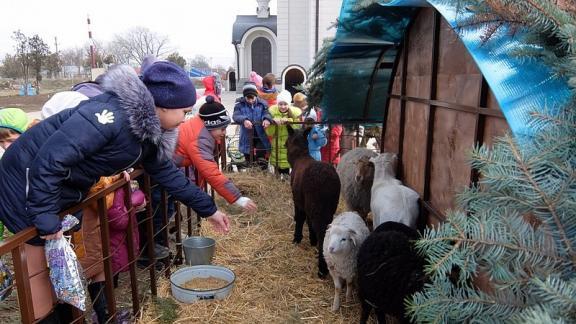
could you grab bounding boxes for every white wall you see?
[277,0,342,78]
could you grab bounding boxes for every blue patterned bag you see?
[0,259,12,301]
[45,215,86,311]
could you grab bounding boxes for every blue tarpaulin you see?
[322,0,573,138]
[189,67,211,78]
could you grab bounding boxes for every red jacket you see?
[174,117,241,204]
[202,76,220,101]
[321,124,343,166]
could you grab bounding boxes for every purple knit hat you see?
[141,61,196,109]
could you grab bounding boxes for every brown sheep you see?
[286,125,341,278]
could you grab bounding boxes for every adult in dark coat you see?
[0,62,229,242]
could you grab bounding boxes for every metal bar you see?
[143,175,157,296]
[174,201,183,265]
[194,169,202,235]
[397,32,410,181]
[423,10,441,202]
[97,197,117,321]
[220,136,227,171]
[363,48,388,119]
[381,47,404,154]
[12,244,34,323]
[388,94,504,118]
[184,168,193,237]
[122,182,140,317]
[160,190,171,278]
[327,124,333,164]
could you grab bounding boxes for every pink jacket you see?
[108,188,145,274]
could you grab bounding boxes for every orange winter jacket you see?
[174,116,241,204]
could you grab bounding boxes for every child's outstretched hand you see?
[235,197,257,213]
[206,211,230,234]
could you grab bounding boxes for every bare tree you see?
[28,34,50,92]
[12,30,31,89]
[111,27,170,65]
[84,39,109,68]
[61,47,85,77]
[44,52,62,79]
[189,55,210,69]
[106,41,131,65]
[0,54,21,79]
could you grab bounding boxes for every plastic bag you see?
[0,259,13,301]
[45,215,86,311]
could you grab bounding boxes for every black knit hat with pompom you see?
[198,96,231,130]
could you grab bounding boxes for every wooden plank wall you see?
[382,8,510,225]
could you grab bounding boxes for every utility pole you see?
[54,36,60,78]
[87,15,96,69]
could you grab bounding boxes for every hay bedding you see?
[137,171,367,323]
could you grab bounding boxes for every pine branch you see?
[503,134,576,264]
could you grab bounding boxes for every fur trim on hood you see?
[100,65,178,160]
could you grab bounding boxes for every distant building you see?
[62,65,89,79]
[232,0,342,95]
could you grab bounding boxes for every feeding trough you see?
[170,265,235,303]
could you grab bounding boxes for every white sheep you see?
[369,153,420,229]
[323,211,370,311]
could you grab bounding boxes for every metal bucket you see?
[170,265,235,303]
[182,236,215,266]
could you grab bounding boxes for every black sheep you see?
[286,125,340,278]
[357,221,427,323]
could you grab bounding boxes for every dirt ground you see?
[0,93,53,112]
[0,78,83,112]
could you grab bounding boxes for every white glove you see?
[234,197,251,208]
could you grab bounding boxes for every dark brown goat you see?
[286,125,341,278]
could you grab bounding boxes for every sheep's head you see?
[354,155,375,185]
[369,152,397,176]
[326,225,359,255]
[286,124,311,165]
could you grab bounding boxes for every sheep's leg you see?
[360,299,371,324]
[345,279,354,303]
[331,276,342,311]
[293,206,306,244]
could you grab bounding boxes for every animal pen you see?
[1,0,572,323]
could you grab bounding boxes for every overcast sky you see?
[0,0,277,68]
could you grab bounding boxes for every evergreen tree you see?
[407,1,576,322]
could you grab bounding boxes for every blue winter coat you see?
[0,66,216,243]
[307,126,327,161]
[232,97,273,155]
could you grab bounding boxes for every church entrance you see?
[283,67,306,97]
[251,37,272,77]
[228,71,236,91]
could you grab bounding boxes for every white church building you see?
[231,0,342,95]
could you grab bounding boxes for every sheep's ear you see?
[287,124,294,136]
[348,229,358,247]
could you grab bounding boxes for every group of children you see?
[0,61,244,323]
[0,67,341,323]
[234,72,342,175]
